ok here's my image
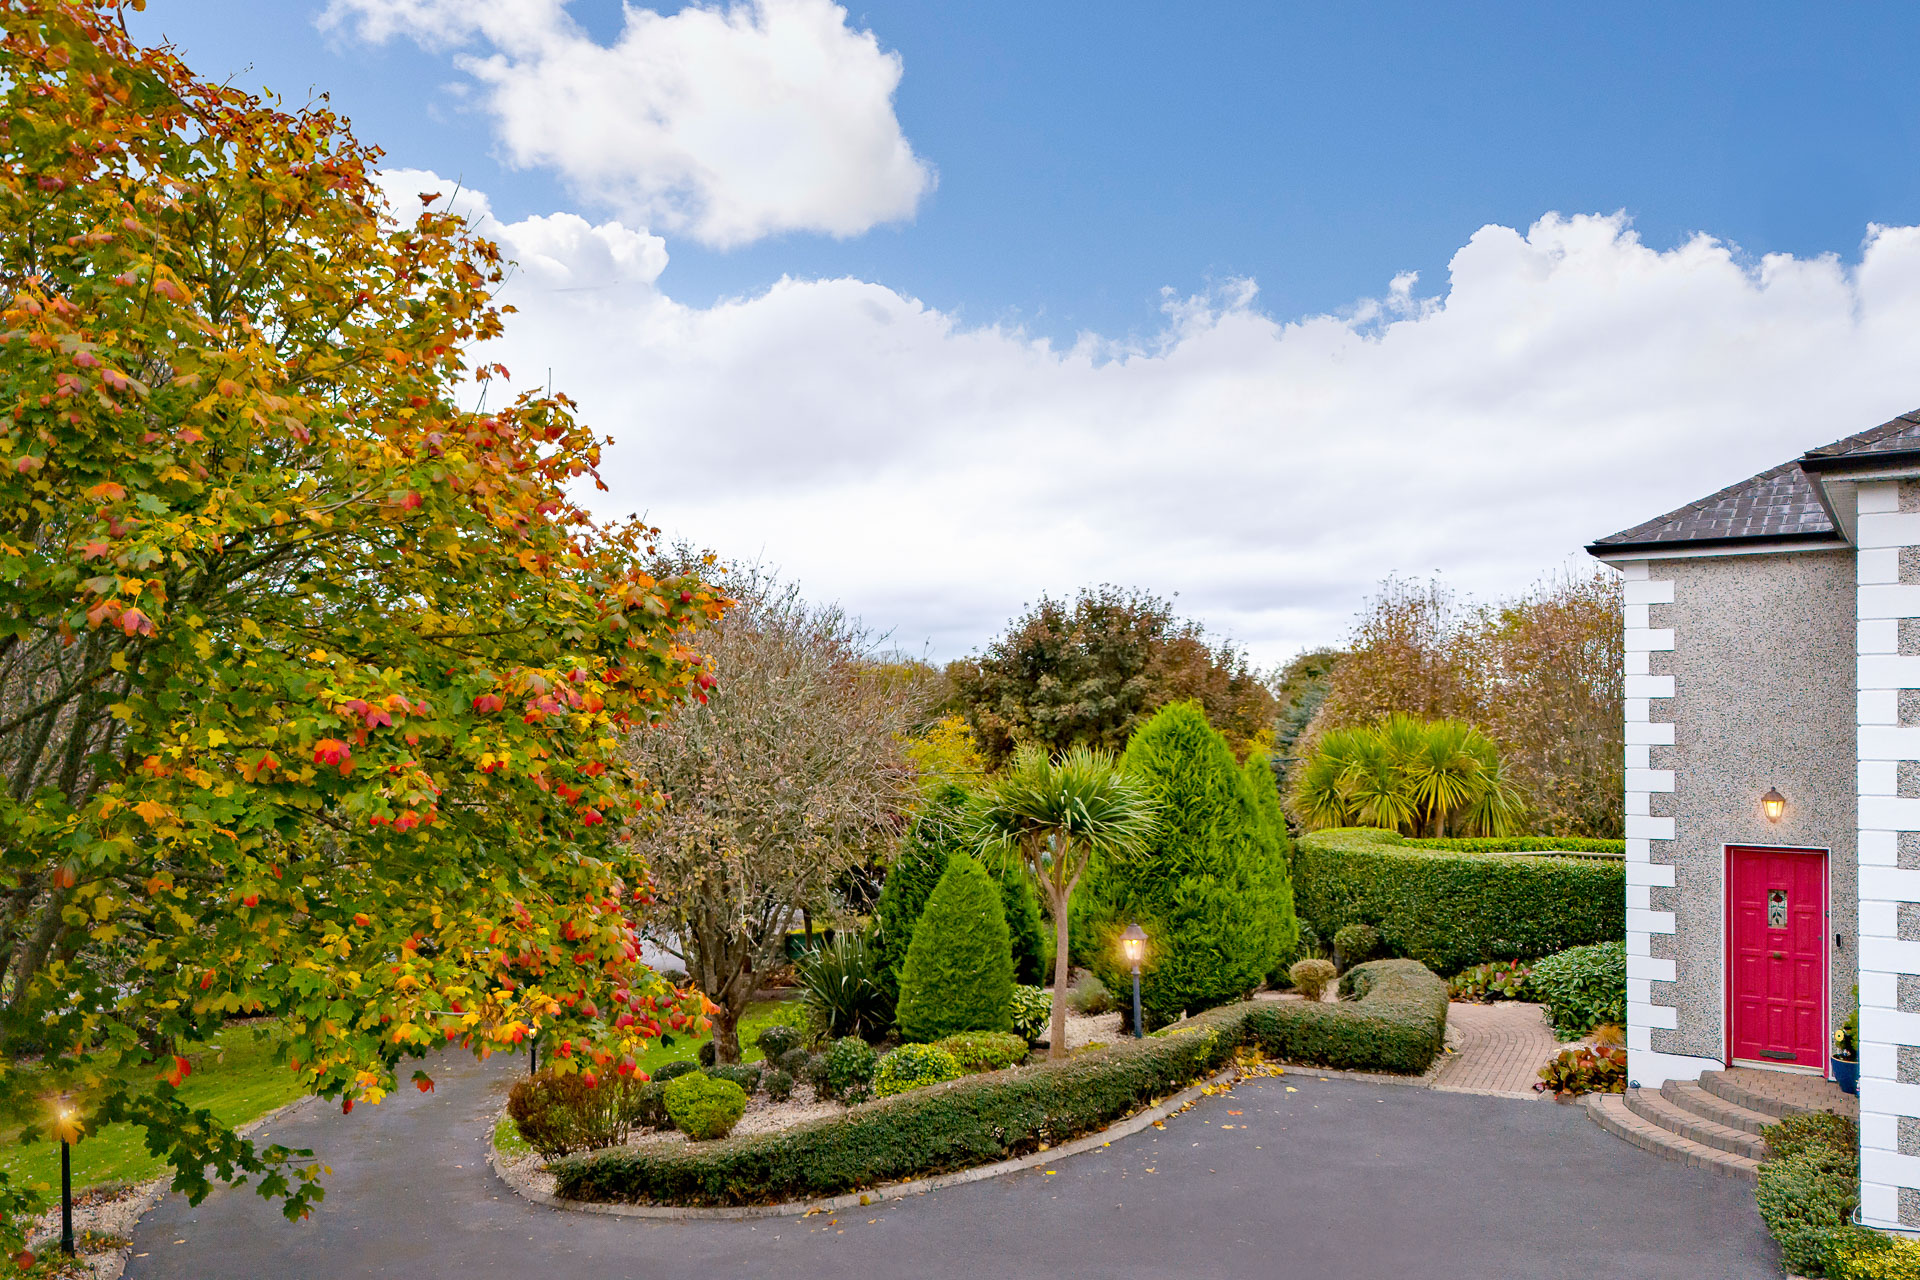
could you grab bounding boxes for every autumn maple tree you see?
[0,0,722,1253]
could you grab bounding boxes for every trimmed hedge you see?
[1405,836,1625,856]
[1294,828,1624,974]
[550,959,1447,1207]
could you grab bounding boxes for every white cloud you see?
[383,171,1920,665]
[327,0,932,248]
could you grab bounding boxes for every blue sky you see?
[125,0,1920,662]
[138,1,1920,338]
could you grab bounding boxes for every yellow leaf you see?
[206,729,228,747]
[133,800,171,825]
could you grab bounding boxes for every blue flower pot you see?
[1833,1056,1859,1096]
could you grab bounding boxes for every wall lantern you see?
[1119,923,1148,1040]
[1762,787,1787,823]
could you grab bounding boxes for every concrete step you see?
[1625,1087,1768,1160]
[1698,1067,1855,1121]
[1584,1093,1760,1181]
[1660,1079,1779,1139]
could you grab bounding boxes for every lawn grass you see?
[0,1024,308,1197]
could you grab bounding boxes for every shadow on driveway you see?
[125,1051,1778,1279]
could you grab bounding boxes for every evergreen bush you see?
[822,1036,878,1102]
[763,1069,795,1103]
[663,1072,748,1141]
[874,1043,966,1097]
[1076,703,1295,1029]
[754,1024,802,1060]
[895,855,1016,1042]
[1009,985,1052,1043]
[871,784,1049,996]
[936,1031,1030,1072]
[1530,941,1627,1038]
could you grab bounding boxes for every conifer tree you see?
[895,855,1015,1041]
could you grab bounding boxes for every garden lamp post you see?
[53,1099,75,1256]
[1120,923,1148,1039]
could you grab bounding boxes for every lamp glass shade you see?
[1119,922,1148,968]
[1762,788,1786,822]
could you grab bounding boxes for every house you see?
[1586,408,1920,1227]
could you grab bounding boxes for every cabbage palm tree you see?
[970,746,1159,1058]
[1287,716,1525,837]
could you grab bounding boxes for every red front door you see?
[1728,845,1827,1070]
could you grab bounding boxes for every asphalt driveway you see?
[125,1051,1778,1280]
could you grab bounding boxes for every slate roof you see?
[1589,459,1839,552]
[1590,405,1920,553]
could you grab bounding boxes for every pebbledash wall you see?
[1620,550,1857,1085]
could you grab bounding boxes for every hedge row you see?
[1404,835,1626,856]
[551,959,1448,1207]
[1294,828,1625,975]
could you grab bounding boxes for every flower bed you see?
[548,959,1447,1208]
[1294,828,1625,974]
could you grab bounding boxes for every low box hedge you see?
[550,958,1448,1207]
[1295,828,1625,975]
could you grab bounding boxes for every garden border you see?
[488,1043,1453,1222]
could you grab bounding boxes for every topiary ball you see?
[1290,957,1337,1001]
[663,1072,748,1141]
[1333,923,1381,968]
[873,1043,965,1097]
[755,1024,802,1060]
[775,1046,813,1076]
[764,1068,795,1102]
[708,1062,761,1094]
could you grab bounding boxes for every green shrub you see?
[707,1063,761,1094]
[1009,985,1052,1043]
[874,1043,966,1097]
[936,1031,1030,1073]
[1067,972,1114,1016]
[1333,923,1380,969]
[1290,958,1336,1001]
[896,854,1016,1041]
[1448,960,1534,1001]
[763,1069,794,1103]
[654,1059,698,1084]
[697,1040,717,1067]
[1829,1230,1920,1279]
[1534,1044,1626,1097]
[872,783,1050,996]
[507,1069,642,1158]
[755,1024,802,1060]
[1404,836,1625,855]
[552,960,1446,1207]
[1076,703,1295,1029]
[1757,1147,1860,1276]
[1766,1111,1858,1162]
[822,1035,878,1103]
[1294,828,1624,974]
[1243,748,1300,966]
[774,1046,813,1077]
[1530,941,1627,1038]
[663,1072,748,1141]
[797,931,893,1041]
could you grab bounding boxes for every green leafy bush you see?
[822,1035,878,1103]
[507,1070,643,1158]
[552,960,1446,1207]
[1295,828,1623,975]
[654,1059,699,1084]
[797,931,894,1041]
[1289,958,1336,1001]
[1404,836,1625,855]
[1533,1044,1626,1097]
[774,1046,812,1077]
[1068,972,1115,1016]
[1333,923,1380,969]
[1755,1110,1860,1278]
[936,1031,1030,1073]
[896,854,1016,1041]
[1009,985,1052,1043]
[1449,960,1534,1002]
[763,1069,794,1103]
[707,1063,761,1094]
[1076,703,1296,1029]
[1829,1231,1920,1279]
[755,1024,802,1060]
[874,1043,966,1097]
[663,1072,748,1141]
[872,783,1050,995]
[1530,941,1627,1038]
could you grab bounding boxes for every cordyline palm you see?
[970,745,1158,1059]
[1289,715,1525,837]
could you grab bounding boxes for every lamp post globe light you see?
[1119,923,1148,1039]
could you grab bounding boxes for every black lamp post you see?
[54,1100,75,1256]
[1119,923,1148,1039]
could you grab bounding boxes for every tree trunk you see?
[711,998,743,1064]
[1048,885,1072,1061]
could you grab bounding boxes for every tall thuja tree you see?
[971,746,1156,1059]
[1078,703,1292,1029]
[0,2,723,1251]
[872,782,1047,1001]
[1241,749,1300,974]
[894,855,1014,1042]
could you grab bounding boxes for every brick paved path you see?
[1430,1000,1561,1097]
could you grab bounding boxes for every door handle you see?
[1772,951,1786,960]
